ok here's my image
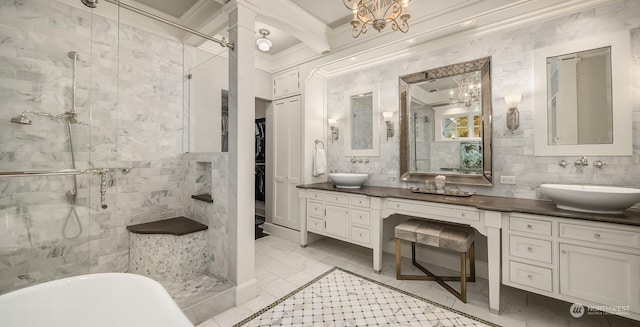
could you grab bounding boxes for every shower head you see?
[10,114,32,125]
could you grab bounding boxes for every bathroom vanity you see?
[297,183,640,320]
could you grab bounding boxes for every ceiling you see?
[120,0,607,71]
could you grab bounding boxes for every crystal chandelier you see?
[343,0,411,38]
[449,72,481,107]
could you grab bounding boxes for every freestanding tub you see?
[0,273,194,327]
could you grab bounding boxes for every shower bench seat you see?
[127,217,208,282]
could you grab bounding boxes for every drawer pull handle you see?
[461,213,466,217]
[527,247,533,252]
[594,233,601,239]
[527,224,533,229]
[527,274,533,280]
[561,250,567,254]
[396,204,400,208]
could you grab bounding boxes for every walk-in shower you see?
[9,51,83,238]
[1,0,234,323]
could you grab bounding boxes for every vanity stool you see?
[394,216,476,302]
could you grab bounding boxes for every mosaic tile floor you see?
[162,274,224,303]
[234,268,497,327]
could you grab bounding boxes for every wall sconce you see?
[382,111,394,139]
[328,118,339,142]
[504,94,522,132]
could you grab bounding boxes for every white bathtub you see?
[0,273,194,327]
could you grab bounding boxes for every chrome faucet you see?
[575,156,588,167]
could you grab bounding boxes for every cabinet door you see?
[271,96,301,230]
[559,243,640,313]
[273,70,299,99]
[325,205,350,239]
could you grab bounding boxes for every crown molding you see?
[269,0,611,74]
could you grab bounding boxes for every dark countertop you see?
[297,183,640,227]
[127,216,208,235]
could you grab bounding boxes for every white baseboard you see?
[263,222,300,244]
[235,278,258,305]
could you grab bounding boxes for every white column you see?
[227,1,257,305]
[484,210,502,314]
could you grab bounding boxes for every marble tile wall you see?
[0,0,229,293]
[183,153,230,281]
[327,1,640,200]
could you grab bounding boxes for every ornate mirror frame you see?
[399,57,493,186]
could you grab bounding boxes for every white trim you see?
[270,0,609,75]
[343,86,381,157]
[533,30,632,156]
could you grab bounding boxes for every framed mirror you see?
[533,30,631,156]
[399,57,493,186]
[345,88,380,156]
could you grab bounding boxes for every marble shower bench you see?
[126,217,235,325]
[127,216,208,282]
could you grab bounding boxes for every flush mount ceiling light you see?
[256,29,272,52]
[343,0,411,38]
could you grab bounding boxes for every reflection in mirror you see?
[400,57,492,186]
[546,47,612,145]
[350,92,374,150]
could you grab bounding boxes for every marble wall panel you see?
[0,0,230,293]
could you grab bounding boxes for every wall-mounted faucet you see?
[574,156,588,167]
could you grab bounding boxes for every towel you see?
[313,148,327,176]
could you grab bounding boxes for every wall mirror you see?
[344,88,380,156]
[533,30,631,156]
[399,57,493,186]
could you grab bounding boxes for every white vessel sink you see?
[540,184,640,214]
[329,173,369,189]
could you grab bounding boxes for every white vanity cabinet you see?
[503,213,640,318]
[305,190,373,248]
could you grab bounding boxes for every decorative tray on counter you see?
[409,187,475,197]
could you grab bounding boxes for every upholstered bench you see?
[394,216,476,302]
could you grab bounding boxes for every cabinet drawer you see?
[386,199,479,221]
[509,235,552,264]
[325,192,350,205]
[351,209,371,227]
[351,196,370,208]
[351,226,371,246]
[510,216,552,236]
[308,191,324,202]
[307,201,323,218]
[559,223,640,249]
[509,261,553,292]
[308,217,324,233]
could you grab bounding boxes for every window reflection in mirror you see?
[546,47,612,145]
[400,57,492,186]
[350,92,374,150]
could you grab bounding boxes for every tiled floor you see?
[197,236,639,327]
